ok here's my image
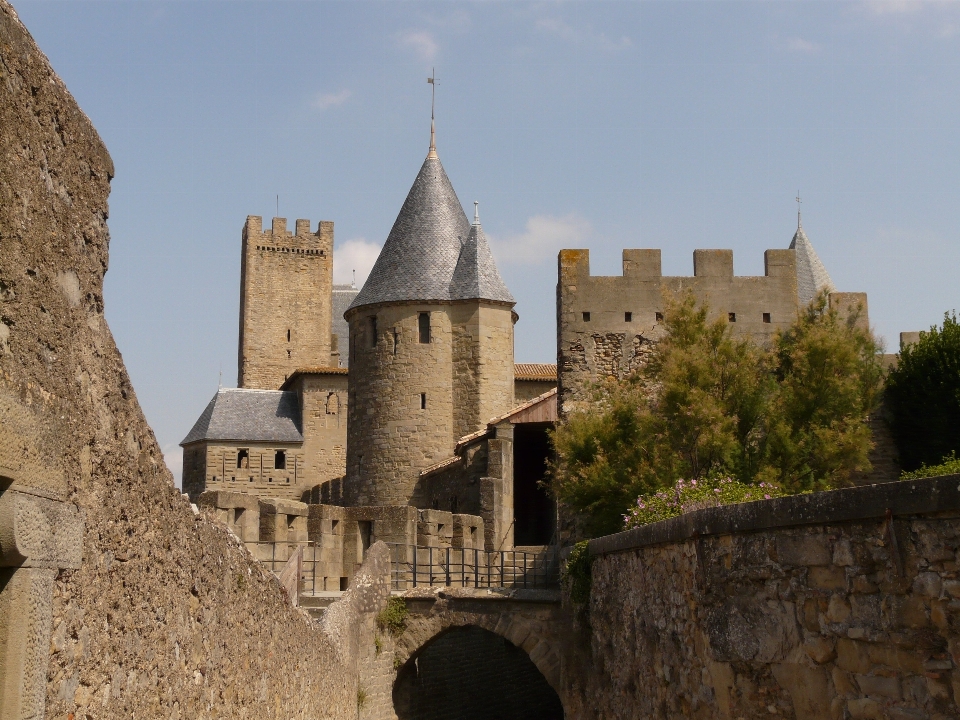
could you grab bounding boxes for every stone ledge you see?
[400,587,561,604]
[590,474,960,557]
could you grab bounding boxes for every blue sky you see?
[13,0,960,480]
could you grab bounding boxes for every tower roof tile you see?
[789,224,836,306]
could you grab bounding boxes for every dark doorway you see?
[513,423,555,546]
[393,625,563,720]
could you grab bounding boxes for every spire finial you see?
[427,69,438,159]
[796,192,802,230]
[352,269,356,288]
[473,200,480,226]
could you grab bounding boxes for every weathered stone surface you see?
[0,4,390,717]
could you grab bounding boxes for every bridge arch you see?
[392,595,564,693]
[393,624,564,720]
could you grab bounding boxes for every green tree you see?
[551,290,883,537]
[886,311,960,471]
[767,292,883,492]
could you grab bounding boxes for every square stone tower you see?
[238,216,334,389]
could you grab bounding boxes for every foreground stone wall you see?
[0,3,386,716]
[570,476,960,720]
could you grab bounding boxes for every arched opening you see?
[393,625,563,720]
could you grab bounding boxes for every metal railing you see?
[250,541,321,595]
[384,543,560,590]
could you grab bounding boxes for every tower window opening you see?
[368,316,378,348]
[728,312,737,323]
[582,312,591,322]
[275,450,286,470]
[420,393,427,410]
[237,449,249,469]
[625,312,632,322]
[393,329,400,355]
[418,312,431,343]
[656,312,664,322]
[286,329,290,342]
[287,349,291,359]
[763,312,772,323]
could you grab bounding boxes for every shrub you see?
[887,312,960,471]
[624,476,782,529]
[562,540,593,605]
[900,451,960,480]
[376,597,407,637]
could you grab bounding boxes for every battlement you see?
[243,216,334,254]
[559,248,797,282]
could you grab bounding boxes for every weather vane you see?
[427,69,438,157]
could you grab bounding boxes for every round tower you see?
[343,127,515,507]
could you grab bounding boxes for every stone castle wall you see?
[557,247,799,415]
[0,5,387,716]
[346,304,456,506]
[451,303,515,439]
[566,476,960,720]
[291,372,349,491]
[238,216,333,390]
[182,441,307,501]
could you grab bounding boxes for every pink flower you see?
[764,494,771,500]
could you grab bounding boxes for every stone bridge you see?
[360,585,569,720]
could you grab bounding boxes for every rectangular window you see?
[728,312,737,323]
[582,312,591,322]
[275,450,286,470]
[420,393,427,409]
[368,316,377,348]
[625,312,632,322]
[418,312,431,343]
[763,312,772,323]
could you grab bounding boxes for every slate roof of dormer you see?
[449,221,514,303]
[789,223,836,306]
[180,388,303,445]
[348,154,471,311]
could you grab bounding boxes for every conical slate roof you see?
[450,221,514,303]
[349,155,471,310]
[790,223,836,306]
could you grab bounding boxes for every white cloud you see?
[334,238,382,286]
[784,37,820,53]
[535,16,632,53]
[864,0,925,14]
[312,89,351,112]
[398,30,439,62]
[162,443,183,488]
[488,214,592,266]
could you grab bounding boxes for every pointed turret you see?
[348,150,469,311]
[789,216,836,306]
[450,203,514,304]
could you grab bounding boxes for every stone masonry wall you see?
[238,216,333,390]
[345,304,455,506]
[0,4,387,716]
[567,476,960,720]
[183,441,306,501]
[557,247,798,415]
[296,372,349,491]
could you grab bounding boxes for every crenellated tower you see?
[238,216,334,389]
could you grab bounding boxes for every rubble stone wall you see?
[569,476,960,720]
[0,3,386,716]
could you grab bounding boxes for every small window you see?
[420,393,427,409]
[655,312,664,322]
[763,312,771,323]
[419,312,431,343]
[368,316,378,348]
[582,312,591,322]
[233,508,244,524]
[237,449,249,469]
[287,515,296,529]
[331,519,340,533]
[340,577,348,591]
[287,349,291,359]
[286,329,291,342]
[625,312,632,322]
[275,450,286,470]
[728,313,736,323]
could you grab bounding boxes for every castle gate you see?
[391,588,567,718]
